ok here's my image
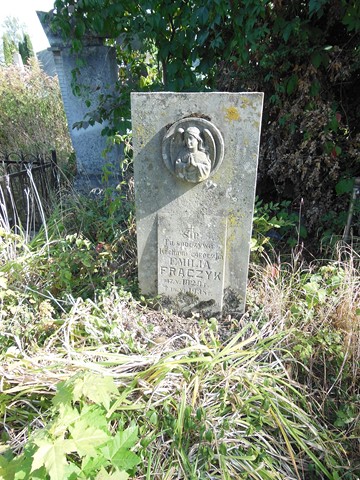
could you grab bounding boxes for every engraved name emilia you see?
[158,223,224,296]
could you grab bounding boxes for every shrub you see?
[248,245,360,474]
[0,59,73,169]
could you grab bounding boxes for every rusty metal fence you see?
[0,151,59,233]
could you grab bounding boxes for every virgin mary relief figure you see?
[174,126,211,183]
[162,117,223,184]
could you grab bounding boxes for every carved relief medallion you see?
[162,117,224,183]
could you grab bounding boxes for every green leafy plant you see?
[1,317,352,479]
[321,176,360,243]
[48,0,360,239]
[0,61,73,170]
[248,246,360,475]
[0,372,140,480]
[251,197,304,253]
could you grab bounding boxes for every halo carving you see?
[162,117,224,183]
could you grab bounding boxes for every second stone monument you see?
[132,92,263,316]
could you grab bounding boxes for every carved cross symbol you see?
[182,225,199,240]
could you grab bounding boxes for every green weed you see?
[1,372,140,480]
[0,320,351,479]
[251,197,305,254]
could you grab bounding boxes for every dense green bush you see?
[50,0,360,238]
[0,59,73,169]
[220,2,360,237]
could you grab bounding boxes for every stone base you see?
[73,174,121,195]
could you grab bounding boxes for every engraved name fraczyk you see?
[158,222,225,297]
[160,257,222,281]
[162,117,224,183]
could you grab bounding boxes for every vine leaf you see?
[111,450,140,472]
[95,467,129,480]
[53,372,118,410]
[72,372,118,410]
[31,436,74,480]
[52,380,73,407]
[68,420,110,457]
[100,426,140,471]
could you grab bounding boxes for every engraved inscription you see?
[162,117,224,184]
[158,215,227,308]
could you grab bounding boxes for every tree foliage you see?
[2,34,17,65]
[19,33,35,65]
[51,0,270,90]
[1,16,34,66]
[0,60,73,165]
[50,0,360,236]
[2,15,25,45]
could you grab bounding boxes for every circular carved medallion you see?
[162,117,224,183]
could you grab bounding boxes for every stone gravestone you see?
[37,11,120,191]
[132,92,263,316]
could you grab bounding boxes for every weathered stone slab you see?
[38,11,120,191]
[158,214,227,312]
[131,92,263,316]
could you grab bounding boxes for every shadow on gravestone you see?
[132,92,264,318]
[37,10,121,193]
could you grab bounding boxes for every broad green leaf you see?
[286,75,298,95]
[100,426,138,463]
[328,115,339,132]
[336,178,354,195]
[15,465,46,480]
[63,462,82,480]
[93,16,104,32]
[95,467,129,480]
[342,4,360,32]
[310,80,321,97]
[8,446,40,480]
[304,281,320,298]
[75,20,86,37]
[31,438,74,480]
[311,51,322,68]
[110,449,140,471]
[198,6,209,24]
[50,404,81,437]
[73,372,118,410]
[309,0,327,17]
[52,380,74,407]
[78,404,109,431]
[81,454,108,477]
[317,288,327,303]
[0,454,12,480]
[113,426,138,452]
[100,427,139,471]
[197,31,209,45]
[69,421,110,457]
[282,22,293,42]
